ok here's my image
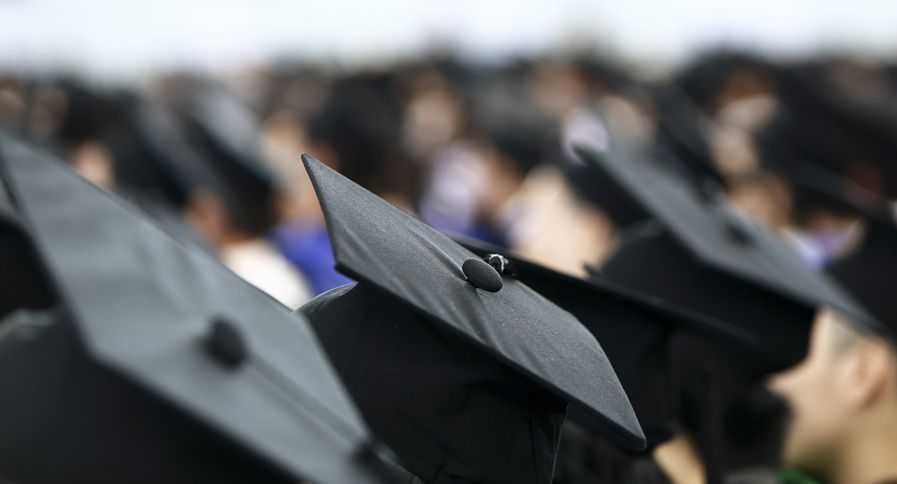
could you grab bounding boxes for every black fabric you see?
[110,97,225,211]
[302,153,644,451]
[753,112,894,225]
[177,86,279,235]
[553,424,672,484]
[668,332,791,482]
[455,234,753,451]
[651,83,727,189]
[0,176,56,318]
[774,65,897,199]
[600,225,813,484]
[563,159,650,227]
[826,221,897,334]
[574,145,873,330]
[0,310,292,484]
[0,216,56,319]
[302,283,566,484]
[0,137,392,484]
[601,223,815,377]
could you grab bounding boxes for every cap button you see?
[462,258,503,292]
[205,317,248,369]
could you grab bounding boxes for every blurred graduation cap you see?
[49,79,124,149]
[176,85,281,235]
[575,145,874,335]
[561,151,651,227]
[577,144,875,483]
[296,154,644,484]
[111,96,225,211]
[0,137,396,484]
[774,63,897,199]
[595,223,800,483]
[650,83,727,189]
[454,234,753,450]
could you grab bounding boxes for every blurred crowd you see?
[3,51,895,306]
[1,49,897,484]
[1,51,895,307]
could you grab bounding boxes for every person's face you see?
[766,310,854,476]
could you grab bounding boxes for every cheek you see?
[770,362,847,465]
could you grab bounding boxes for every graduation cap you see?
[774,64,897,199]
[596,223,800,482]
[110,96,225,211]
[574,145,873,334]
[752,109,894,226]
[650,83,727,189]
[454,234,754,450]
[0,137,395,484]
[561,152,651,227]
[577,144,874,482]
[296,154,644,484]
[176,85,280,235]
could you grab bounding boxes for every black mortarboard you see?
[0,138,394,484]
[774,64,897,199]
[51,79,123,149]
[598,223,801,483]
[296,154,644,484]
[650,83,727,188]
[580,143,874,483]
[454,234,753,450]
[176,85,280,235]
[575,145,873,332]
[826,219,897,335]
[753,109,894,225]
[561,150,651,226]
[601,222,815,376]
[111,96,225,211]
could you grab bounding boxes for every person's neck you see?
[653,432,706,484]
[833,420,897,484]
[219,230,258,248]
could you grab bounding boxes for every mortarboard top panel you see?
[454,234,754,449]
[125,98,227,202]
[178,86,277,187]
[573,145,875,330]
[175,86,281,234]
[0,137,393,484]
[453,234,754,344]
[301,153,645,451]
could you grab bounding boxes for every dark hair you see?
[308,75,423,204]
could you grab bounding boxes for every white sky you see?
[1,0,896,81]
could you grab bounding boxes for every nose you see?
[765,369,794,397]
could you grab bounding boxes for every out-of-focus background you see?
[2,0,896,309]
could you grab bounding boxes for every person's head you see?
[768,308,897,479]
[307,74,422,210]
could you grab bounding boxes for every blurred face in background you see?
[401,71,464,158]
[768,310,857,475]
[510,165,617,276]
[68,141,115,189]
[259,109,318,221]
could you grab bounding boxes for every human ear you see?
[844,338,893,411]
